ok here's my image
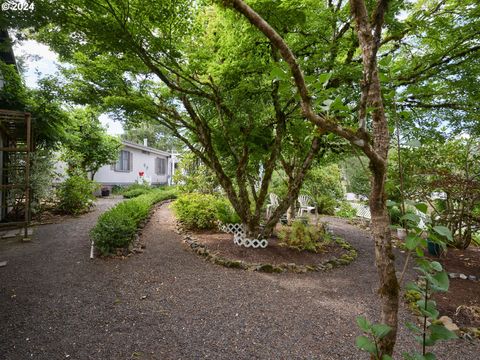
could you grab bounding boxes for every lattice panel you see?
[349,203,372,220]
[219,222,268,249]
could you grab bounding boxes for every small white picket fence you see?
[218,223,268,249]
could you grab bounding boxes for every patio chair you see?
[297,195,316,217]
[266,193,280,219]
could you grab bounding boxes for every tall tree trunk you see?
[349,0,399,354]
[223,0,400,355]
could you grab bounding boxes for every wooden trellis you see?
[0,109,32,240]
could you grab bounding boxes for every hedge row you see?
[91,188,177,255]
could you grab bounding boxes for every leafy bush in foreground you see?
[91,188,177,255]
[172,193,240,230]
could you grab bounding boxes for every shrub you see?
[388,205,418,226]
[315,195,337,215]
[214,197,241,224]
[172,193,240,230]
[91,188,177,255]
[278,221,331,253]
[123,188,150,198]
[335,202,357,218]
[173,153,220,194]
[57,175,98,215]
[173,193,218,230]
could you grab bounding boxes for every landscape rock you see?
[439,316,460,333]
[459,274,468,280]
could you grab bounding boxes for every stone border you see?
[179,227,357,274]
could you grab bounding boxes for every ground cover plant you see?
[91,188,177,255]
[278,221,331,253]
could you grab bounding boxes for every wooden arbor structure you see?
[0,109,32,239]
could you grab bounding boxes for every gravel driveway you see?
[0,200,478,359]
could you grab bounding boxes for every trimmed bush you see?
[91,188,177,255]
[172,193,240,230]
[214,197,241,224]
[57,175,98,215]
[123,188,150,198]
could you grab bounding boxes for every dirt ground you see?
[431,247,480,328]
[191,230,345,267]
[0,201,479,359]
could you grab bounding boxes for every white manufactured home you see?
[93,140,180,189]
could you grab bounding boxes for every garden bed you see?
[181,227,357,273]
[430,246,480,331]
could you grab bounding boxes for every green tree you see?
[387,137,480,249]
[302,163,344,215]
[122,122,183,151]
[0,62,71,147]
[62,108,121,180]
[342,155,370,197]
[173,152,220,194]
[16,0,335,238]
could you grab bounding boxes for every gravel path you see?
[1,201,478,359]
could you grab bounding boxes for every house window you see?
[114,150,132,172]
[155,157,166,175]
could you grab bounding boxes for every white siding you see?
[93,145,169,185]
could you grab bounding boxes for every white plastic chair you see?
[297,195,316,217]
[266,193,280,219]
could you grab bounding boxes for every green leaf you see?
[429,261,442,272]
[415,247,424,257]
[270,66,287,81]
[429,324,458,341]
[355,335,376,354]
[382,355,393,360]
[415,203,428,214]
[318,72,332,86]
[379,55,392,67]
[356,316,371,332]
[406,282,422,293]
[432,226,453,241]
[405,234,420,250]
[417,299,439,320]
[386,200,398,208]
[424,353,437,360]
[401,213,421,225]
[430,271,449,292]
[371,324,392,339]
